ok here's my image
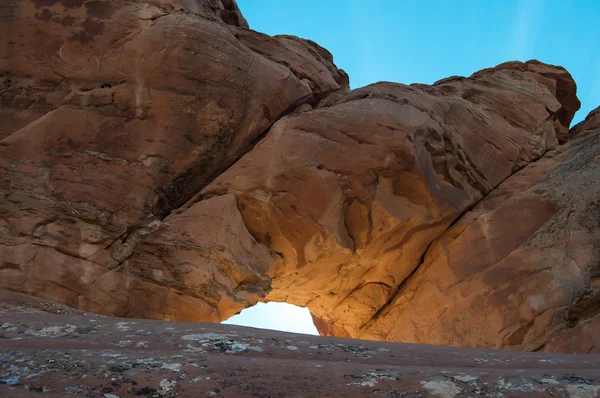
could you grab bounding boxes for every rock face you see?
[0,0,347,321]
[571,105,600,138]
[1,0,598,354]
[200,62,580,336]
[357,122,600,352]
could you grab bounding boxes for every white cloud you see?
[510,0,544,61]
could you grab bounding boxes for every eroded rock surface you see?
[0,0,347,321]
[571,105,600,138]
[357,120,600,352]
[1,0,598,354]
[0,291,599,397]
[196,60,581,337]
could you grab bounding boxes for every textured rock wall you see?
[1,0,599,353]
[197,62,589,347]
[358,118,600,352]
[0,0,348,321]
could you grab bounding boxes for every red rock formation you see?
[1,0,598,354]
[193,62,587,345]
[0,0,347,321]
[571,105,600,138]
[358,120,600,352]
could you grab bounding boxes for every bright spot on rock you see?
[452,375,478,383]
[539,378,559,384]
[421,380,461,397]
[182,332,236,341]
[222,302,319,335]
[161,363,182,372]
[159,379,176,395]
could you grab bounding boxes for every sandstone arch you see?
[1,0,598,353]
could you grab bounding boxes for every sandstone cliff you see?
[1,0,598,353]
[0,0,348,321]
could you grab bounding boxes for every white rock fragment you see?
[159,379,176,395]
[421,380,461,398]
[115,322,130,331]
[26,324,77,337]
[182,333,236,341]
[538,378,559,385]
[161,363,182,372]
[452,375,478,383]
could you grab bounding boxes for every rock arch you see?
[1,0,598,353]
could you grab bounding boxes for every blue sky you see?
[226,0,600,334]
[222,302,319,335]
[238,0,599,124]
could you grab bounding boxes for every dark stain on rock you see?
[135,387,157,396]
[83,17,104,36]
[67,30,93,44]
[184,134,197,144]
[31,0,83,9]
[2,76,13,88]
[61,0,83,8]
[54,15,75,26]
[31,97,55,114]
[32,0,56,9]
[85,1,115,19]
[66,137,81,150]
[35,8,53,21]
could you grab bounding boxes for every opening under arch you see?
[222,302,319,335]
